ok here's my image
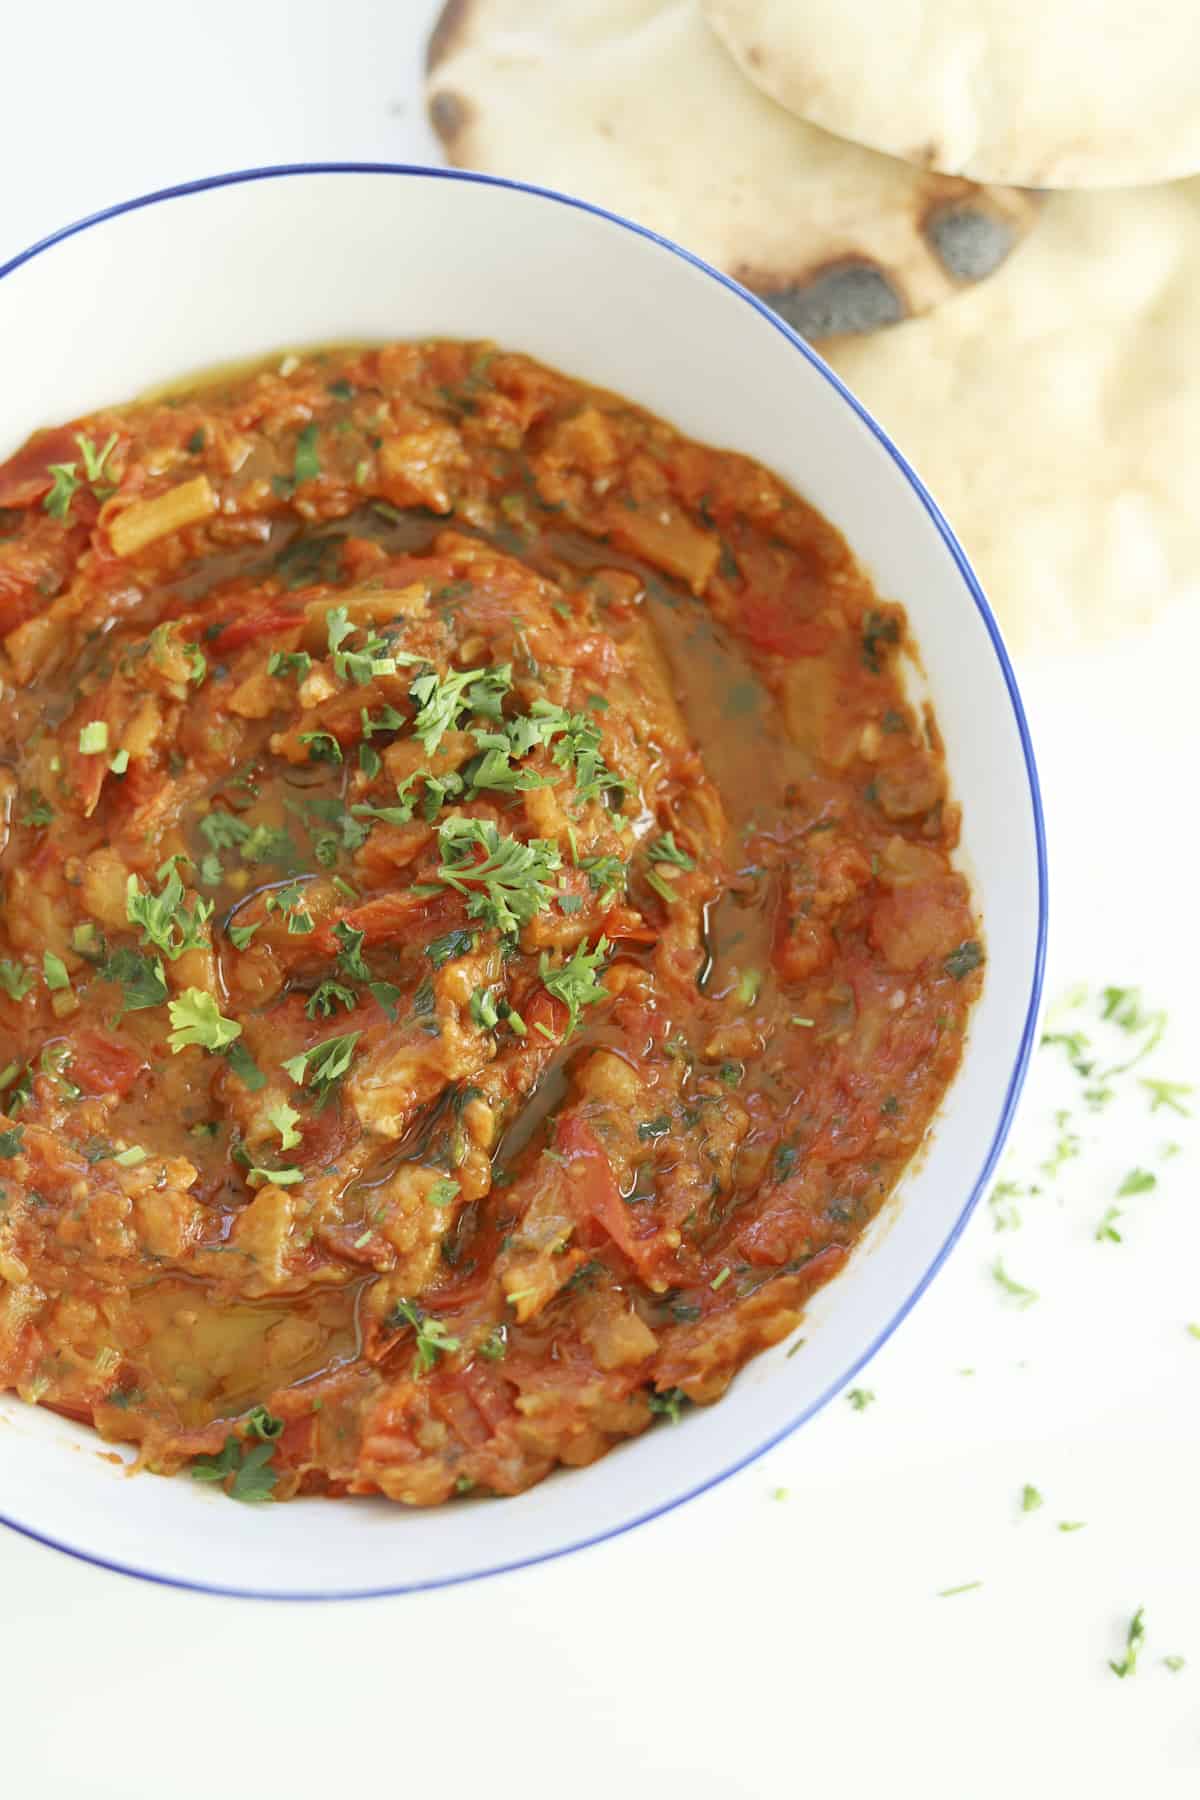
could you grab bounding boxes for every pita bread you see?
[824,180,1200,655]
[426,0,1038,338]
[705,0,1200,190]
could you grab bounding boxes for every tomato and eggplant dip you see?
[0,341,982,1506]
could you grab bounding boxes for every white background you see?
[3,5,1199,1794]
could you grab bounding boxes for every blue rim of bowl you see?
[0,162,1048,1601]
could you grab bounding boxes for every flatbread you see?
[824,181,1200,655]
[426,0,1038,338]
[705,0,1200,189]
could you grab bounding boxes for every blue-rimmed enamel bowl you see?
[0,165,1046,1598]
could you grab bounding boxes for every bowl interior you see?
[0,168,1044,1596]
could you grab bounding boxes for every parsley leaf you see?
[426,928,476,970]
[384,1297,460,1374]
[435,817,561,934]
[409,662,512,754]
[332,921,371,981]
[167,990,242,1054]
[44,461,81,520]
[198,811,251,853]
[265,1101,303,1151]
[539,936,611,1039]
[126,866,212,960]
[945,940,984,980]
[191,1433,279,1503]
[648,831,694,871]
[283,1031,360,1099]
[305,980,358,1019]
[1110,1607,1146,1679]
[0,1126,25,1159]
[98,946,168,1013]
[298,730,343,764]
[647,1387,689,1424]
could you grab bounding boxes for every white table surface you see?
[3,6,1198,1794]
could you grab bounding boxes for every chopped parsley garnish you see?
[1021,1484,1044,1513]
[198,810,251,852]
[944,940,984,980]
[1095,1206,1123,1243]
[191,1429,280,1503]
[224,1041,267,1091]
[292,422,321,486]
[268,649,312,681]
[735,968,763,1006]
[265,881,315,934]
[228,923,261,951]
[98,946,168,1013]
[0,1126,24,1159]
[0,960,34,1001]
[126,865,213,959]
[435,817,561,934]
[78,720,109,755]
[385,1297,460,1373]
[644,868,679,905]
[409,662,512,754]
[324,604,410,686]
[19,790,54,828]
[426,928,476,969]
[333,921,371,981]
[77,431,118,488]
[638,1115,671,1141]
[167,990,242,1054]
[43,433,119,522]
[283,1031,361,1099]
[44,462,82,521]
[539,936,610,1039]
[1109,1606,1146,1679]
[648,831,694,871]
[427,1177,460,1209]
[299,730,343,764]
[477,1326,507,1362]
[305,980,358,1019]
[1140,1078,1192,1116]
[647,1387,689,1424]
[861,609,900,673]
[42,951,69,991]
[265,1101,302,1152]
[1118,1167,1156,1196]
[246,1163,304,1189]
[991,1258,1038,1307]
[846,1387,875,1411]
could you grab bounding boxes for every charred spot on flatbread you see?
[429,88,473,149]
[751,261,907,339]
[924,202,1021,282]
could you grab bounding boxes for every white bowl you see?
[0,165,1047,1598]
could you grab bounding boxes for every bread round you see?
[825,180,1200,655]
[705,0,1200,190]
[426,0,1038,339]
